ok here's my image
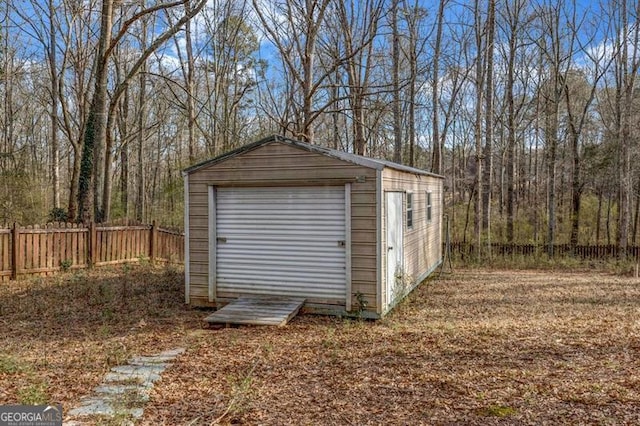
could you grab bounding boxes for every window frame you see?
[426,191,432,223]
[406,192,414,229]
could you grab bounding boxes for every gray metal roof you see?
[183,135,444,178]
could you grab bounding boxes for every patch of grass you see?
[479,404,517,417]
[17,381,49,405]
[103,342,130,368]
[101,307,114,321]
[112,377,145,386]
[0,355,27,374]
[113,389,148,410]
[226,373,255,416]
[321,327,337,349]
[353,291,369,318]
[59,259,73,272]
[94,412,136,426]
[215,357,260,424]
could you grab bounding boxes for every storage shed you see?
[183,135,443,318]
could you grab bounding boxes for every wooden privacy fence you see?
[0,222,184,281]
[449,242,640,260]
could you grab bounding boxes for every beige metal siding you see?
[381,169,443,312]
[187,182,209,303]
[187,141,378,312]
[184,174,190,303]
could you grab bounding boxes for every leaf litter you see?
[2,267,640,424]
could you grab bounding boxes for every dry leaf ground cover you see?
[0,264,202,415]
[1,267,640,425]
[146,270,640,425]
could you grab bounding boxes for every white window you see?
[406,192,413,229]
[426,191,432,223]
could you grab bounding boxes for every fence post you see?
[88,222,97,267]
[11,222,20,280]
[149,220,157,264]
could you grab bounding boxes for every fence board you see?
[129,230,134,259]
[0,230,10,281]
[38,227,46,271]
[27,229,35,270]
[119,229,125,262]
[53,231,60,273]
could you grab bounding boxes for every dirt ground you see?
[1,266,639,425]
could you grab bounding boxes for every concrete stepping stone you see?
[66,347,184,423]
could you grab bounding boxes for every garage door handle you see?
[217,237,227,243]
[388,246,393,250]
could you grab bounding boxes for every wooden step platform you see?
[204,297,306,327]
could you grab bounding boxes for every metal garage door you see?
[215,186,346,302]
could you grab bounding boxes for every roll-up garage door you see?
[215,186,346,303]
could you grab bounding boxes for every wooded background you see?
[0,0,638,257]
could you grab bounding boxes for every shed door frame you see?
[385,191,404,308]
[208,184,352,307]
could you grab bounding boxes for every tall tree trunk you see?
[407,76,416,167]
[78,0,113,223]
[185,0,196,163]
[568,127,581,249]
[431,0,445,174]
[404,0,421,167]
[505,0,518,243]
[68,143,81,220]
[482,0,495,253]
[596,187,603,244]
[546,100,558,257]
[48,0,60,210]
[473,0,484,258]
[121,146,129,219]
[136,69,146,223]
[391,0,402,163]
[332,69,340,150]
[119,86,130,220]
[607,190,612,245]
[533,69,541,244]
[101,112,116,222]
[633,182,640,245]
[615,0,640,256]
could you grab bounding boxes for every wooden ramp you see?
[204,297,305,327]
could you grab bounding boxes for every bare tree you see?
[564,17,612,249]
[78,0,206,223]
[430,0,446,174]
[612,0,640,255]
[473,0,486,257]
[499,0,534,243]
[532,0,576,257]
[336,0,384,155]
[391,0,402,162]
[482,0,495,253]
[252,0,332,143]
[400,0,428,167]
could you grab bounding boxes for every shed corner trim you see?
[183,173,190,304]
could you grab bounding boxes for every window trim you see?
[426,191,432,224]
[406,192,414,229]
